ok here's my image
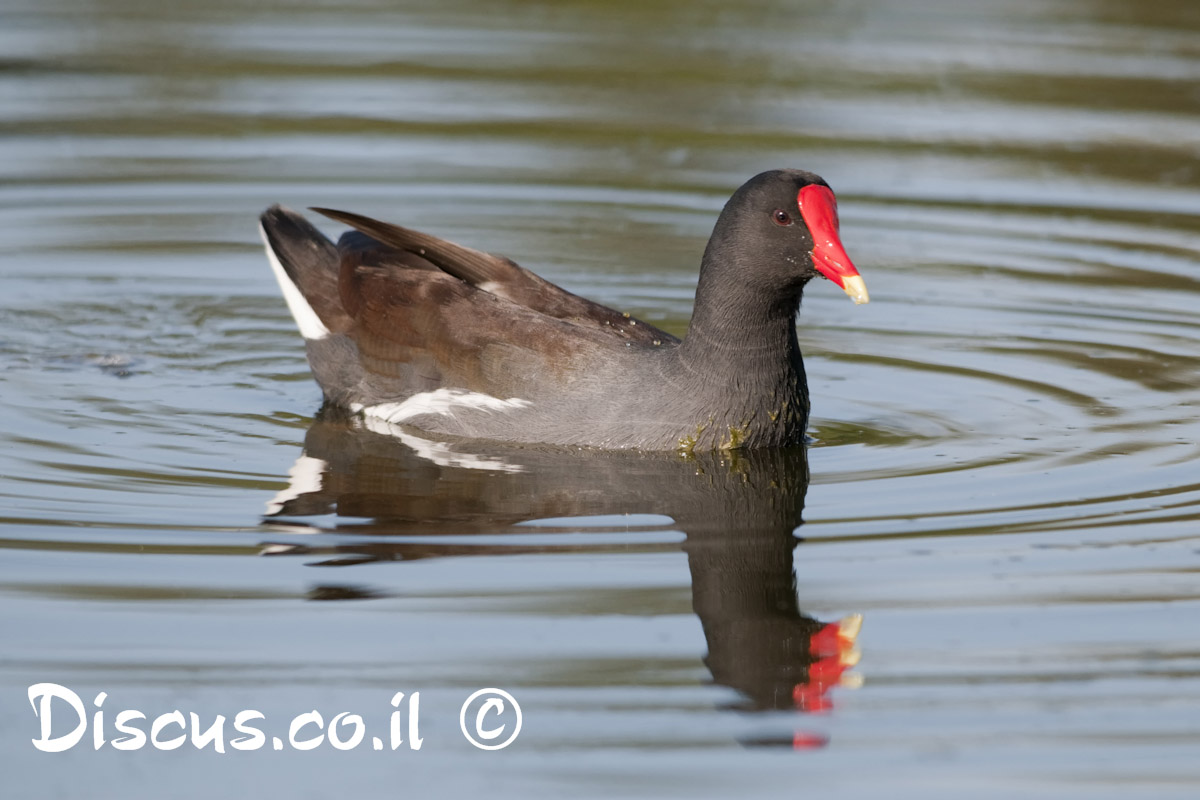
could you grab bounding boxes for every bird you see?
[259,169,868,453]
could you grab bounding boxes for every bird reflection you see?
[263,407,862,740]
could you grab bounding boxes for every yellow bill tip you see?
[842,275,869,305]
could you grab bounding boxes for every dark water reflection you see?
[266,412,860,725]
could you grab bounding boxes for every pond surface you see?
[2,0,1199,796]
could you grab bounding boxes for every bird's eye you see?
[772,209,793,226]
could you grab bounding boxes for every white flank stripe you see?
[363,388,531,424]
[260,223,330,340]
[264,454,327,515]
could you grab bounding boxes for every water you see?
[2,0,1199,796]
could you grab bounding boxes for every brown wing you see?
[345,261,635,400]
[312,207,677,347]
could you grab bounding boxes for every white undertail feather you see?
[260,223,330,340]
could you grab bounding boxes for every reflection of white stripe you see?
[259,541,317,553]
[260,223,330,340]
[363,388,531,424]
[359,416,524,473]
[265,454,327,515]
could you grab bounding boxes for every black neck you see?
[670,248,810,447]
[678,248,805,375]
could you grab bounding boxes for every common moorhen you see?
[260,169,868,452]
